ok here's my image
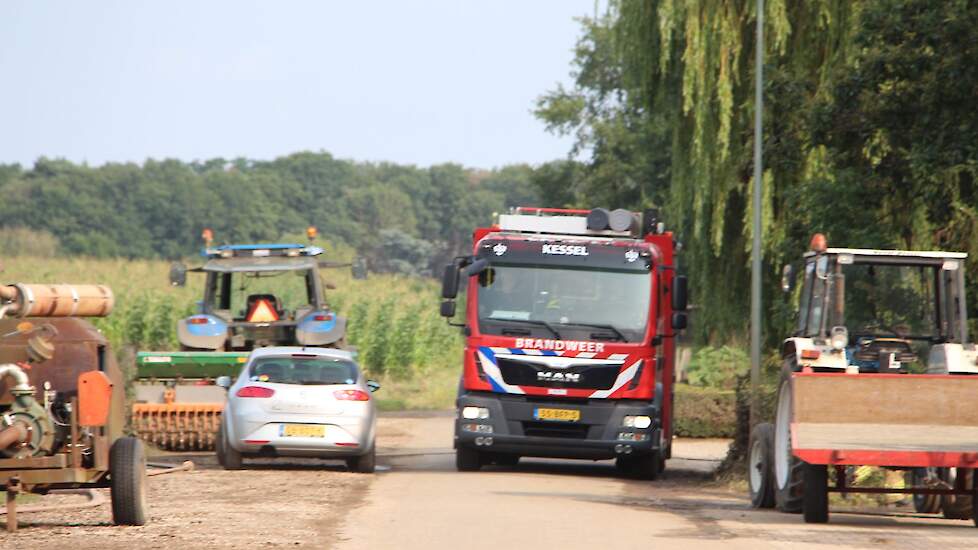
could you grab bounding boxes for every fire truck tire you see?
[493,453,520,467]
[748,422,776,509]
[940,468,974,520]
[774,374,804,513]
[616,450,661,480]
[456,446,482,471]
[802,463,829,523]
[216,422,243,470]
[911,468,942,514]
[110,437,148,526]
[347,446,376,473]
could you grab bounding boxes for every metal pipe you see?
[749,0,765,430]
[0,363,32,393]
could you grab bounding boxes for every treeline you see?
[0,154,558,275]
[536,0,978,344]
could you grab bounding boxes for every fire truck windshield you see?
[475,265,651,343]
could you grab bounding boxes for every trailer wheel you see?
[911,468,942,514]
[456,446,482,472]
[802,463,829,523]
[774,373,804,513]
[216,421,242,470]
[110,436,148,526]
[748,422,776,508]
[941,468,974,520]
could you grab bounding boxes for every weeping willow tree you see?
[539,0,978,344]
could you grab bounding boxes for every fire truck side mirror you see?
[442,264,460,299]
[671,312,688,331]
[465,258,489,277]
[440,300,457,318]
[671,275,688,311]
[169,262,187,287]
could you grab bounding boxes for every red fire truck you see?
[440,207,687,477]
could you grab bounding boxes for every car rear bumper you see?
[454,392,661,460]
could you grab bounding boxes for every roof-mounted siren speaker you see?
[642,208,663,236]
[586,208,611,231]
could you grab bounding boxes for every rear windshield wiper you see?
[486,318,561,339]
[555,322,627,342]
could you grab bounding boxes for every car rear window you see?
[248,356,358,385]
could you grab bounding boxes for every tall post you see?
[750,0,764,428]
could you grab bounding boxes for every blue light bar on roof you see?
[201,243,324,258]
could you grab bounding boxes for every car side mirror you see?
[366,380,381,393]
[169,262,187,287]
[215,375,232,389]
[781,264,796,293]
[440,300,457,318]
[442,264,460,299]
[671,275,688,311]
[671,312,688,331]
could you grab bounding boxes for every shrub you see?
[673,384,737,438]
[686,345,750,390]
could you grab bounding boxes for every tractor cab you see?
[783,236,974,374]
[171,244,346,351]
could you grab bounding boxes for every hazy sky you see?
[0,1,598,169]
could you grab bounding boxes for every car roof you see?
[247,346,355,363]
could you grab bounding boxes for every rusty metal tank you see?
[0,317,125,442]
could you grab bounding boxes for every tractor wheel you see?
[802,463,829,523]
[110,437,148,526]
[911,468,942,514]
[456,446,482,472]
[216,421,242,470]
[941,468,974,520]
[346,446,376,474]
[748,422,776,509]
[774,373,805,513]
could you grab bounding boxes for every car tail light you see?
[236,386,275,398]
[334,389,370,401]
[313,313,334,321]
[800,349,821,360]
[188,317,209,325]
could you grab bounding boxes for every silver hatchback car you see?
[215,347,379,472]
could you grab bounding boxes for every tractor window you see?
[226,270,315,321]
[797,261,815,334]
[842,263,939,340]
[803,257,828,337]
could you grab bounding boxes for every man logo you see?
[625,250,639,263]
[537,371,581,383]
[493,243,508,256]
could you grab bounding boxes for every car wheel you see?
[216,421,242,470]
[748,422,776,509]
[346,446,376,474]
[456,446,482,472]
[802,463,829,523]
[774,373,804,513]
[110,437,148,526]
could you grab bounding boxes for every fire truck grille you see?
[522,421,590,439]
[496,357,621,390]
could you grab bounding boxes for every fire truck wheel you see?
[493,454,520,467]
[910,468,942,514]
[110,436,148,526]
[940,468,974,520]
[748,422,776,509]
[774,374,804,513]
[216,422,243,470]
[456,446,482,472]
[616,450,661,480]
[802,463,829,523]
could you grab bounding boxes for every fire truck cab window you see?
[477,264,651,342]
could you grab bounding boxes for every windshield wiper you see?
[486,318,561,338]
[555,322,627,342]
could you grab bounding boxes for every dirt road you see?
[3,412,977,549]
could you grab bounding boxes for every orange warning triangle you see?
[246,299,279,322]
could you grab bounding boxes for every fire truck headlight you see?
[462,406,490,420]
[623,415,652,429]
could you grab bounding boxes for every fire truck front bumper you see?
[454,392,663,461]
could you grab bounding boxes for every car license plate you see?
[280,424,326,438]
[534,408,580,422]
